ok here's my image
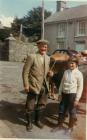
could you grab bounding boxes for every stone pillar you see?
[5,34,16,61]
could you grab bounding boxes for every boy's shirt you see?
[59,67,83,101]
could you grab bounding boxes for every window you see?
[75,42,85,52]
[76,21,86,36]
[57,23,66,38]
[57,42,65,49]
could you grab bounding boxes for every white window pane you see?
[58,23,66,38]
[75,43,85,51]
[76,21,86,36]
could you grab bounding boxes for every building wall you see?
[45,22,75,53]
[45,19,87,53]
[67,21,75,49]
[44,23,58,54]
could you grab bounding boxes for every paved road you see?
[0,61,86,139]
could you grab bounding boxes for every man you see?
[57,56,83,132]
[22,39,53,131]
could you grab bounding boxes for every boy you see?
[58,56,83,132]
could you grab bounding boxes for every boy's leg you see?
[68,94,77,131]
[58,94,69,127]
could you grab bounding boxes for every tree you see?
[11,7,51,41]
[0,27,11,41]
[11,17,23,37]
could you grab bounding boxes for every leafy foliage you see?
[11,7,51,41]
[11,17,23,37]
[0,27,11,41]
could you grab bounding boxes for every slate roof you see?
[45,5,87,24]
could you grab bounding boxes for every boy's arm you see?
[74,72,83,106]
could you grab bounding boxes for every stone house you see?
[44,1,87,54]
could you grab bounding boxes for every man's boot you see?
[35,109,45,129]
[26,112,33,131]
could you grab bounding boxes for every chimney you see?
[56,1,66,12]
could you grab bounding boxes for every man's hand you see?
[24,86,29,93]
[74,100,79,107]
[48,70,54,77]
[58,95,62,102]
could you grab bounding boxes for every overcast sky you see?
[0,0,87,27]
[0,0,87,18]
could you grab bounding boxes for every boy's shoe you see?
[51,125,64,132]
[57,123,63,130]
[35,121,44,129]
[67,128,73,133]
[64,127,73,135]
[26,123,33,131]
[66,125,76,134]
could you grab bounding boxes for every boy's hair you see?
[68,56,79,65]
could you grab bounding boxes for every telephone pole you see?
[19,24,23,41]
[41,0,44,40]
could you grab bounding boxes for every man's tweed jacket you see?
[22,52,50,94]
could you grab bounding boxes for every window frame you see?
[76,21,86,36]
[57,23,66,38]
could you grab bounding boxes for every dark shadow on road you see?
[44,102,58,128]
[45,102,58,116]
[44,101,86,128]
[80,98,86,103]
[0,100,59,128]
[0,99,86,129]
[0,100,26,126]
[20,90,26,94]
[77,107,86,115]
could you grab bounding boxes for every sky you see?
[0,0,87,27]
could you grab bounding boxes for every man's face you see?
[68,61,77,70]
[38,43,48,55]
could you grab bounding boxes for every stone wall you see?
[9,40,38,62]
[0,40,38,62]
[0,41,8,61]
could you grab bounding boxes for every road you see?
[0,61,86,139]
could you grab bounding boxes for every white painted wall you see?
[45,20,87,54]
[44,23,58,54]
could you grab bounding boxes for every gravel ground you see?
[0,61,86,140]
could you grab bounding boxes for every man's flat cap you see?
[37,39,49,45]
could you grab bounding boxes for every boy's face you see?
[68,61,77,70]
[38,43,48,55]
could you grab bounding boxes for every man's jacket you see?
[22,52,50,94]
